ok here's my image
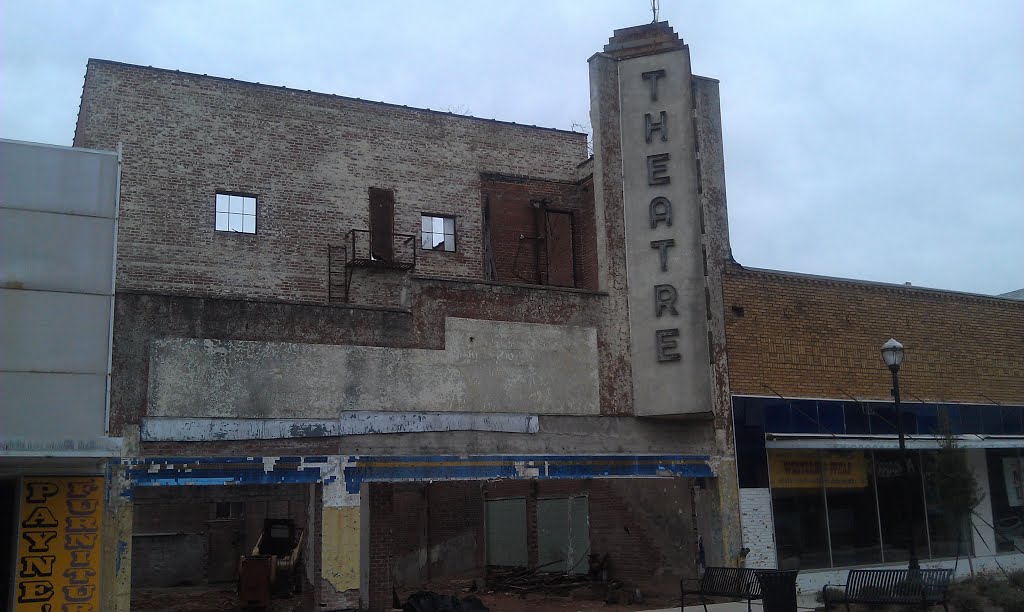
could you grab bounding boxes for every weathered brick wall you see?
[375,482,484,602]
[482,174,598,290]
[73,60,588,305]
[366,483,395,612]
[722,265,1024,403]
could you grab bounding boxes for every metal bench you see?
[823,568,953,611]
[682,567,762,612]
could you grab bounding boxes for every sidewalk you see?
[645,601,819,611]
[643,603,765,612]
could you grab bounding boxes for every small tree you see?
[928,411,984,574]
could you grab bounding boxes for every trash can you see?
[755,569,798,612]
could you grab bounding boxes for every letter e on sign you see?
[656,329,682,362]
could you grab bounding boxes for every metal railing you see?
[328,229,416,303]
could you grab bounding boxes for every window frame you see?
[215,191,258,234]
[420,213,457,253]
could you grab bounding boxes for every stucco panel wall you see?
[148,317,599,417]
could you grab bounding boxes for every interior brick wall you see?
[73,60,588,306]
[131,485,308,588]
[722,265,1024,404]
[367,481,483,612]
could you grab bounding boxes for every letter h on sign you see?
[645,112,667,144]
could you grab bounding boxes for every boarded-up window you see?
[480,176,598,289]
[544,211,575,287]
[537,496,589,574]
[485,498,527,566]
[368,187,394,262]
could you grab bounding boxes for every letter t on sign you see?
[642,69,666,102]
[650,239,675,272]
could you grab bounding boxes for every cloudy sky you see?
[3,1,1021,295]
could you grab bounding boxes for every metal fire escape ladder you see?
[328,229,416,303]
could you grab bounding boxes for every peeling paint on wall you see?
[121,454,715,497]
[140,412,540,441]
[322,505,360,592]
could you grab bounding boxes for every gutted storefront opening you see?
[131,484,311,594]
[365,477,698,610]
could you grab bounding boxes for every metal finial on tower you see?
[651,0,660,22]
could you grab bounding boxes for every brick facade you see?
[722,264,1024,403]
[77,59,638,426]
[73,60,588,306]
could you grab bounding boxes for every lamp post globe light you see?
[881,338,920,571]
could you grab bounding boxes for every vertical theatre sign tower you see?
[592,23,714,416]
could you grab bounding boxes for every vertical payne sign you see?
[619,44,712,416]
[14,477,104,612]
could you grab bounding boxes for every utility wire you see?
[761,383,837,439]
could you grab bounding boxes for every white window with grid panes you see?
[215,193,256,233]
[420,214,455,252]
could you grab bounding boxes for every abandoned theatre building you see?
[15,19,1020,612]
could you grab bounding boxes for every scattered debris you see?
[486,561,607,596]
[401,590,490,612]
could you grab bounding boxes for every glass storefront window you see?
[769,450,830,570]
[768,448,972,569]
[736,398,1024,568]
[826,451,882,566]
[921,450,973,558]
[986,449,1024,553]
[874,450,928,563]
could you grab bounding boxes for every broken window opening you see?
[420,214,456,252]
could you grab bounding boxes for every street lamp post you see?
[881,338,920,572]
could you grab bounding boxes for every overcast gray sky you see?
[2,1,1021,295]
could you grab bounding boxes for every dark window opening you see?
[369,187,395,262]
[215,501,244,519]
[543,209,575,287]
